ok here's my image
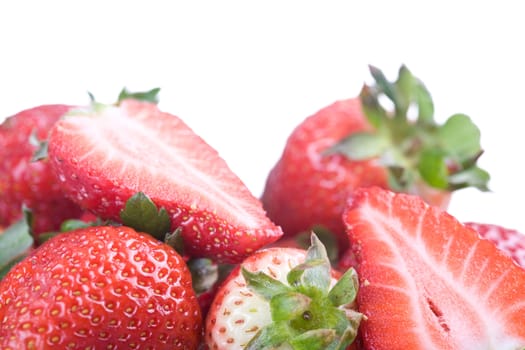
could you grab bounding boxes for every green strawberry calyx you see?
[32,88,161,162]
[0,208,34,279]
[242,233,363,350]
[326,64,490,193]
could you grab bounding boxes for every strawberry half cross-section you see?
[343,186,525,349]
[47,99,282,264]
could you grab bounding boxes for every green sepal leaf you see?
[328,268,359,307]
[418,149,449,189]
[120,192,171,240]
[359,84,388,129]
[242,267,292,300]
[287,234,331,297]
[85,91,107,113]
[118,87,160,104]
[87,91,96,103]
[295,227,339,265]
[289,329,337,350]
[0,211,34,279]
[35,232,59,245]
[325,132,389,161]
[415,81,434,124]
[60,218,99,232]
[270,292,311,322]
[330,323,362,350]
[164,227,185,255]
[369,65,397,104]
[244,322,294,350]
[437,113,481,162]
[187,258,218,294]
[36,215,104,246]
[242,232,363,350]
[29,129,49,162]
[394,65,415,116]
[306,233,330,262]
[359,64,490,194]
[387,165,412,191]
[448,166,491,191]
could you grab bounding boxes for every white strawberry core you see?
[59,103,268,229]
[359,200,525,349]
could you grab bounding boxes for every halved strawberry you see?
[47,99,282,263]
[343,187,525,349]
[465,222,525,268]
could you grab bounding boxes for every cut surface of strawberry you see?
[48,99,282,263]
[343,187,525,349]
[465,221,525,268]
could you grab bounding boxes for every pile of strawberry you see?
[1,66,524,349]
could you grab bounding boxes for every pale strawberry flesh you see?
[205,248,307,349]
[48,100,282,263]
[343,187,525,349]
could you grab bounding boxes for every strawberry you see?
[205,234,362,349]
[0,104,83,234]
[465,221,525,268]
[47,98,282,264]
[343,187,525,349]
[0,225,202,349]
[262,65,490,250]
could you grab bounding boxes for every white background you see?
[1,1,523,232]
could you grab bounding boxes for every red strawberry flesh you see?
[343,187,525,349]
[48,100,282,263]
[465,222,525,268]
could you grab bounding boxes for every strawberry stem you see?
[330,64,490,193]
[0,209,34,279]
[120,192,171,240]
[242,233,362,349]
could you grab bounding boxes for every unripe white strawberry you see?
[205,234,362,349]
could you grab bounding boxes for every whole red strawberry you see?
[0,105,83,234]
[47,98,282,264]
[0,225,202,349]
[262,65,490,250]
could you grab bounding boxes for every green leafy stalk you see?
[120,192,171,240]
[327,64,490,193]
[0,209,34,279]
[117,87,161,104]
[242,233,363,350]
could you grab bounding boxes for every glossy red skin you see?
[0,105,83,234]
[261,98,387,249]
[47,100,282,264]
[465,222,525,268]
[0,225,202,349]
